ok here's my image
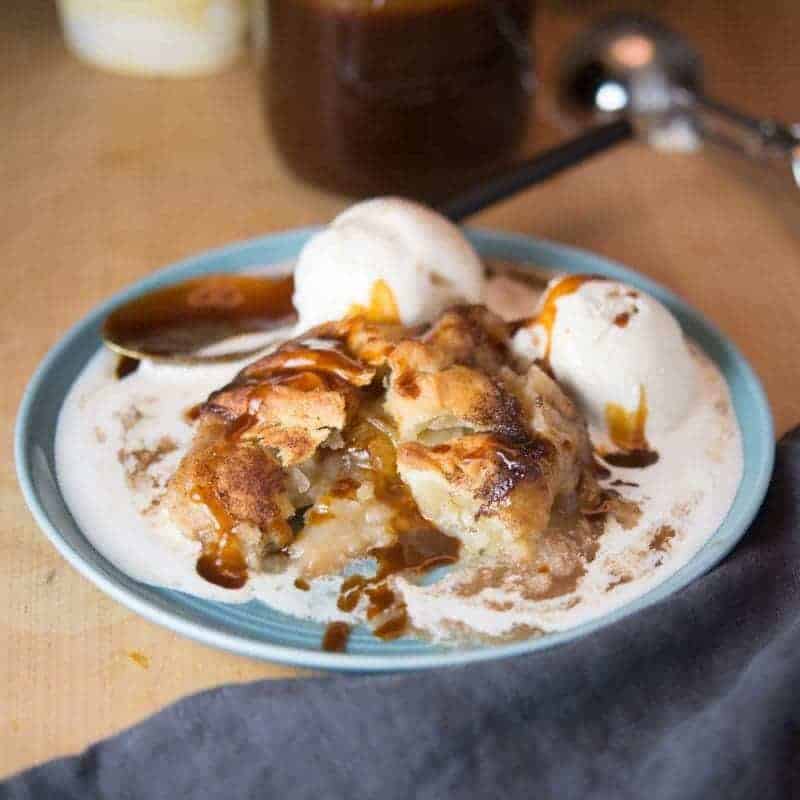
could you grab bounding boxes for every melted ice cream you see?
[55,270,743,643]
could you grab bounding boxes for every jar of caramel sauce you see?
[263,0,534,201]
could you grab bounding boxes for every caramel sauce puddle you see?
[602,387,659,468]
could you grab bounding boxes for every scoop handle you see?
[437,118,634,222]
[683,90,800,189]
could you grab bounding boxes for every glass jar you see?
[262,0,535,201]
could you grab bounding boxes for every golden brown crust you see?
[201,340,375,466]
[397,433,559,557]
[380,306,593,559]
[385,307,528,443]
[240,385,348,466]
[167,303,609,579]
[321,316,411,368]
[166,417,294,561]
[234,344,374,387]
[386,363,527,442]
[420,305,511,373]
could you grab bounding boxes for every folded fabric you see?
[4,429,799,800]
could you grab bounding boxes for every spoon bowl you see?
[559,13,703,123]
[103,273,296,365]
[559,12,799,176]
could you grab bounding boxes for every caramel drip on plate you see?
[332,419,461,639]
[190,413,284,589]
[605,385,649,451]
[192,482,249,590]
[115,355,140,379]
[613,312,630,328]
[602,449,659,469]
[602,386,660,468]
[322,621,351,652]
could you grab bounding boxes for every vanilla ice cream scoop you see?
[512,275,697,449]
[293,198,485,330]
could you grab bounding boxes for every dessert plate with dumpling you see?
[16,199,773,671]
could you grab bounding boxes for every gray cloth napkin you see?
[5,429,799,800]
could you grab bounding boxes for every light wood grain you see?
[2,0,799,778]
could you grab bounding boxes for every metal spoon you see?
[103,272,296,366]
[558,13,800,185]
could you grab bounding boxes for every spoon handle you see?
[437,118,634,222]
[676,89,800,188]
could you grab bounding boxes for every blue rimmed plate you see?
[15,229,774,672]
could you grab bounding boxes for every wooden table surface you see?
[2,0,799,778]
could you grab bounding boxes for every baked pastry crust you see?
[166,305,624,584]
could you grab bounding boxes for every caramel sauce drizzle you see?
[531,275,658,471]
[602,386,659,468]
[255,346,370,385]
[535,274,595,368]
[613,312,630,328]
[347,279,401,324]
[329,419,461,640]
[593,459,612,480]
[602,449,659,469]
[364,584,396,619]
[184,403,203,423]
[605,385,649,451]
[330,477,361,499]
[322,621,350,652]
[226,412,258,440]
[190,413,273,589]
[115,355,140,380]
[192,341,370,588]
[192,482,249,590]
[190,449,294,587]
